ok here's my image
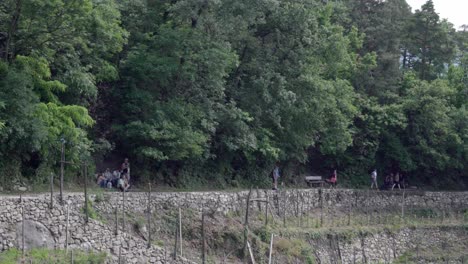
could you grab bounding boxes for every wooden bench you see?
[304,176,325,187]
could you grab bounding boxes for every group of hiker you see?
[96,160,405,192]
[371,169,407,190]
[96,158,131,192]
[272,164,406,191]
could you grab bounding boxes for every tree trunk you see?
[4,0,22,60]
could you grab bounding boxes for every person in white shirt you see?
[371,169,378,189]
[272,164,280,190]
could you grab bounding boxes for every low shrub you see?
[0,248,106,264]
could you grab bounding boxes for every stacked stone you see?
[0,194,193,264]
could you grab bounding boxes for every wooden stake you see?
[296,191,299,218]
[49,172,54,210]
[114,206,118,236]
[202,210,206,264]
[265,192,269,227]
[179,208,182,257]
[242,187,253,259]
[268,234,274,264]
[173,224,178,260]
[21,201,25,259]
[59,139,65,204]
[401,189,406,219]
[247,240,256,264]
[65,205,69,252]
[256,188,261,212]
[319,189,323,227]
[84,162,89,224]
[282,190,286,228]
[147,182,152,249]
[122,187,125,229]
[299,192,303,227]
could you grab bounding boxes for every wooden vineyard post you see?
[283,190,286,228]
[122,188,125,229]
[319,189,323,227]
[401,189,406,220]
[296,190,299,226]
[59,138,65,204]
[179,208,183,257]
[268,234,274,264]
[242,187,253,260]
[84,162,89,224]
[202,210,206,264]
[49,172,54,210]
[114,206,118,236]
[256,188,261,212]
[65,205,69,252]
[21,197,25,260]
[147,182,152,249]
[265,192,269,227]
[299,192,304,227]
[247,241,256,264]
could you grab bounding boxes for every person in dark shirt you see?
[121,158,130,182]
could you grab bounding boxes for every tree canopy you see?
[0,0,466,189]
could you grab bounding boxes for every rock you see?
[15,220,55,250]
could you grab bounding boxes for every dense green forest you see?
[0,0,466,189]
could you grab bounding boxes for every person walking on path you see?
[370,169,378,189]
[392,172,401,190]
[272,163,280,190]
[326,169,337,188]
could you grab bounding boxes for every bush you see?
[0,248,107,264]
[413,208,438,218]
[81,198,103,221]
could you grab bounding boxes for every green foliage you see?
[0,0,466,188]
[274,237,313,261]
[81,198,102,221]
[404,0,456,81]
[0,0,126,183]
[0,248,106,264]
[413,208,438,218]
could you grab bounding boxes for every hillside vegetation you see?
[0,0,467,189]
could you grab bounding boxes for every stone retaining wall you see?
[309,226,467,263]
[0,194,192,264]
[95,189,468,217]
[1,189,467,263]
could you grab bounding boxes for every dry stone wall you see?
[1,189,467,264]
[0,194,192,264]
[309,226,468,263]
[94,189,468,217]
